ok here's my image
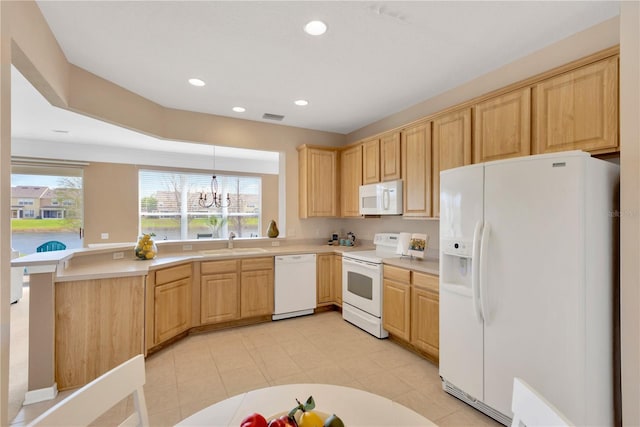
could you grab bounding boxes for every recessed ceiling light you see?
[304,20,327,36]
[294,99,309,106]
[232,106,246,113]
[188,78,205,87]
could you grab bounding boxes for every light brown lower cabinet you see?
[200,257,274,323]
[410,272,439,362]
[333,254,342,306]
[382,266,411,341]
[55,276,144,391]
[201,259,240,323]
[240,257,274,318]
[382,265,439,362]
[317,253,343,307]
[154,265,192,344]
[317,253,334,306]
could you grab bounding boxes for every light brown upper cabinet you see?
[362,138,380,184]
[474,88,531,163]
[298,145,339,218]
[340,144,362,217]
[401,121,432,217]
[432,108,472,217]
[533,56,618,155]
[362,131,401,184]
[380,131,402,182]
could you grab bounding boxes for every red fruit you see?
[268,415,297,427]
[241,412,268,427]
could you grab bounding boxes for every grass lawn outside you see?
[11,218,79,232]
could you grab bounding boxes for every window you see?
[10,170,84,254]
[139,170,261,240]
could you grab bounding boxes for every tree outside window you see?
[139,170,261,240]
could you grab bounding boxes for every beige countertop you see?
[15,240,398,282]
[383,256,439,275]
[12,238,439,282]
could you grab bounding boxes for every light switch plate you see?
[101,233,109,240]
[113,252,124,260]
[183,244,193,251]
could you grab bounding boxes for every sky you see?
[11,174,65,187]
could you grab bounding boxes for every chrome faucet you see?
[228,231,236,249]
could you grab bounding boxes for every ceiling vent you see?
[262,113,285,121]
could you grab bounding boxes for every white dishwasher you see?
[273,253,316,320]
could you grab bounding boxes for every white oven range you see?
[342,233,401,338]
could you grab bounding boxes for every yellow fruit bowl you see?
[135,234,157,260]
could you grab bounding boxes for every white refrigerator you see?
[439,151,618,426]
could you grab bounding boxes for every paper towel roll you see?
[397,232,412,255]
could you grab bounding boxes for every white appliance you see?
[342,233,402,338]
[359,180,403,215]
[273,254,316,320]
[439,151,618,426]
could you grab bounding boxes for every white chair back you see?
[27,354,150,427]
[511,377,573,427]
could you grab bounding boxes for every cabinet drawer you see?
[241,257,273,271]
[201,259,239,275]
[383,265,410,283]
[155,264,191,286]
[412,271,438,293]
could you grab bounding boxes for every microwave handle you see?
[382,188,390,210]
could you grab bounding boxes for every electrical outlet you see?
[271,241,280,247]
[112,252,124,260]
[101,233,109,240]
[183,244,193,251]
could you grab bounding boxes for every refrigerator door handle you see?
[471,220,484,322]
[479,221,491,324]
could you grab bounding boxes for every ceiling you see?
[12,1,620,166]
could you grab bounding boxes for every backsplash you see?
[336,217,440,251]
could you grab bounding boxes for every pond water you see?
[11,232,83,256]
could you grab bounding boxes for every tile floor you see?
[9,286,500,426]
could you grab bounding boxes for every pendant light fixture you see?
[199,146,231,208]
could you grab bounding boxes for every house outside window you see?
[18,199,34,206]
[139,170,261,240]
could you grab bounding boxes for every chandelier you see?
[199,146,231,208]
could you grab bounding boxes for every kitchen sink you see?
[200,247,269,256]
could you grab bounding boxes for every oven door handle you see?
[343,257,379,269]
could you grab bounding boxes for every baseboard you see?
[24,383,58,405]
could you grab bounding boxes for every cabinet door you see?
[401,122,432,217]
[362,138,380,184]
[534,56,618,154]
[299,146,338,218]
[382,279,411,341]
[433,109,471,217]
[316,253,333,305]
[411,286,439,362]
[333,254,342,306]
[340,144,363,217]
[240,269,274,317]
[380,131,401,182]
[474,88,531,163]
[201,273,239,324]
[155,278,191,344]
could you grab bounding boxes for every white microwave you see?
[359,180,403,215]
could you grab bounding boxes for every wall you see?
[83,163,139,245]
[347,16,620,143]
[82,162,281,246]
[619,2,640,425]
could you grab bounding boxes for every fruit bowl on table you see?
[267,410,332,426]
